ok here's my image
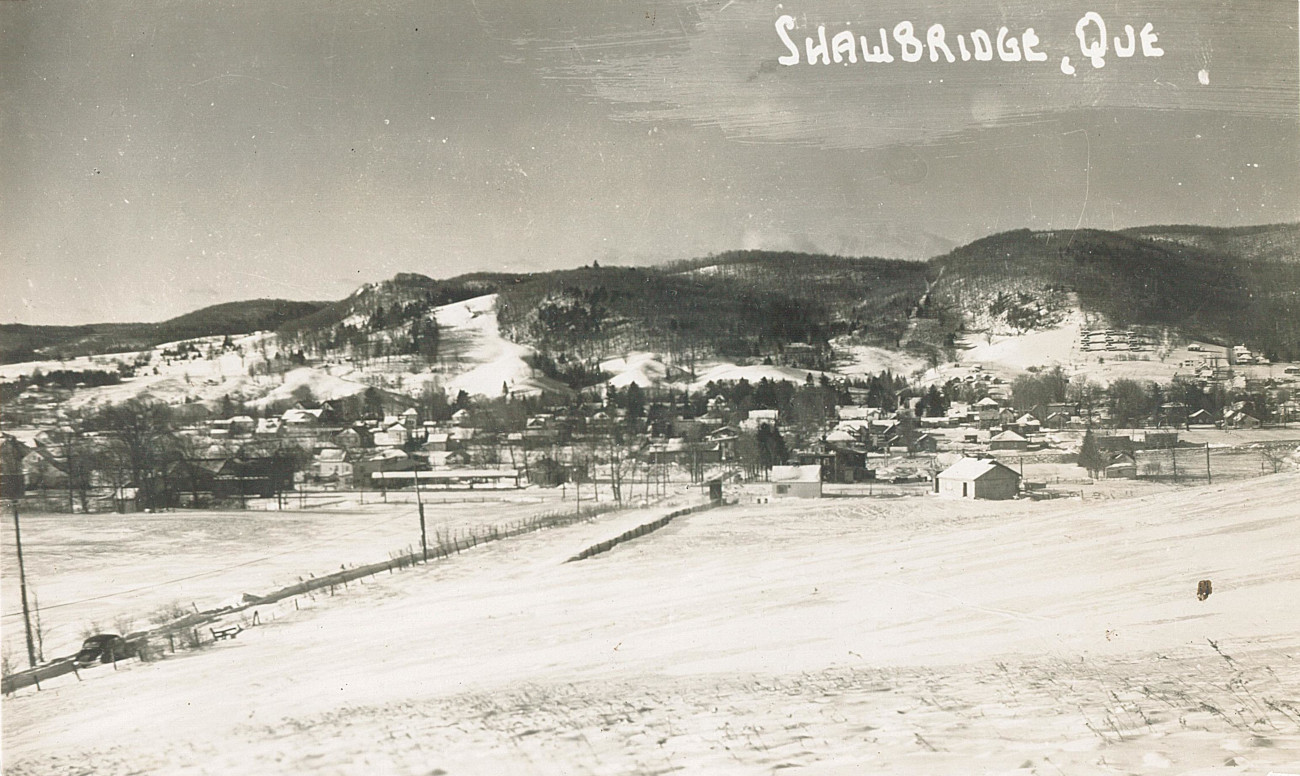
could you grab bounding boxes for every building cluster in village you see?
[4,340,1300,511]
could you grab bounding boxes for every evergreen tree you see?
[624,382,645,421]
[1078,430,1106,478]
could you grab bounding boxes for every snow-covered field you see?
[0,495,575,661]
[5,474,1299,774]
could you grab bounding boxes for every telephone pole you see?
[12,501,37,669]
[413,469,428,563]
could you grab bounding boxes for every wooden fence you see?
[566,501,721,562]
[2,498,641,695]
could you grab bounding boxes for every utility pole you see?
[12,501,37,669]
[1205,441,1212,484]
[414,467,427,563]
[1171,442,1178,482]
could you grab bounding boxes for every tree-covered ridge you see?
[494,255,930,370]
[0,299,327,364]
[7,224,1298,366]
[931,227,1300,360]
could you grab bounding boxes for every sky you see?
[1,0,1297,325]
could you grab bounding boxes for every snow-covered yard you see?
[4,473,1299,774]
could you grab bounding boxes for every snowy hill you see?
[5,223,1299,403]
[4,473,1298,773]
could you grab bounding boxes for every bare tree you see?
[89,399,177,510]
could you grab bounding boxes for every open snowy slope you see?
[434,294,569,397]
[4,474,1298,775]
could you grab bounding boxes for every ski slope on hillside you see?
[434,294,569,398]
[5,474,1299,774]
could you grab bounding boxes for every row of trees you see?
[28,399,305,512]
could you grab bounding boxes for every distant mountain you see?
[0,299,327,364]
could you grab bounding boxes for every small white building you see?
[770,465,823,499]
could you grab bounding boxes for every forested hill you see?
[494,253,929,364]
[929,226,1300,360]
[273,272,524,349]
[6,223,1298,366]
[0,299,326,364]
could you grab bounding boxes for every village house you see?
[352,448,418,488]
[1014,413,1041,436]
[706,426,740,461]
[911,433,939,454]
[740,408,779,432]
[936,457,1021,500]
[311,447,353,482]
[372,420,409,448]
[1104,452,1137,479]
[975,397,1001,427]
[946,401,972,424]
[334,425,372,449]
[423,432,452,452]
[988,430,1029,452]
[1043,411,1071,430]
[836,405,878,421]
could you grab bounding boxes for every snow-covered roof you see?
[366,448,409,461]
[770,465,821,483]
[938,457,1020,481]
[990,430,1028,442]
[1016,413,1040,424]
[975,397,1000,407]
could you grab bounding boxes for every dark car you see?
[73,634,134,667]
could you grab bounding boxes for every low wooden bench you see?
[211,624,243,641]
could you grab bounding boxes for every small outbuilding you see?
[770,465,823,499]
[937,457,1021,500]
[1104,452,1137,479]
